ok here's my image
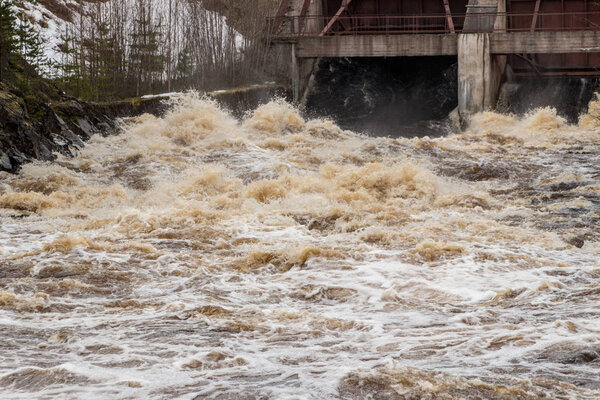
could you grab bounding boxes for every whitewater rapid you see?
[0,94,599,399]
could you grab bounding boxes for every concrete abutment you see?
[458,0,506,123]
[457,33,506,123]
[291,44,318,104]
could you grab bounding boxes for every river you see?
[0,94,599,399]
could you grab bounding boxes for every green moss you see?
[0,91,13,100]
[124,96,155,110]
[65,113,81,123]
[0,90,24,118]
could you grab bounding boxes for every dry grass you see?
[37,0,74,23]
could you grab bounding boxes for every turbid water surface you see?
[1,94,600,399]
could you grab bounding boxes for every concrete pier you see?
[276,0,324,103]
[457,0,506,120]
[458,34,492,118]
[291,44,318,104]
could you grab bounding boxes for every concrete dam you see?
[268,0,600,124]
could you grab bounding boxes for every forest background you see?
[0,0,279,101]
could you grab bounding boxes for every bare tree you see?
[53,0,279,99]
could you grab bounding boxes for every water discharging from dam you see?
[306,57,459,137]
[1,93,600,399]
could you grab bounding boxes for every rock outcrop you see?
[0,79,287,173]
[0,81,169,173]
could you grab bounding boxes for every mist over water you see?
[0,93,600,399]
[498,77,600,123]
[306,57,459,138]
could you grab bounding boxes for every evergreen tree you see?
[176,48,192,82]
[15,9,47,81]
[0,0,17,82]
[55,26,82,96]
[94,19,127,100]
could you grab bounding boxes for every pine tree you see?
[55,26,82,96]
[176,48,192,81]
[15,10,47,81]
[0,0,17,82]
[94,19,125,100]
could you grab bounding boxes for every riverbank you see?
[0,81,287,173]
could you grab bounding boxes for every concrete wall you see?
[270,1,323,99]
[464,0,500,32]
[305,0,323,35]
[297,35,459,58]
[291,45,319,103]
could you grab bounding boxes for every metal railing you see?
[268,12,600,37]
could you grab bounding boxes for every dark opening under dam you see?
[306,57,458,137]
[304,56,600,137]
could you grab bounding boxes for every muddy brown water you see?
[0,94,599,399]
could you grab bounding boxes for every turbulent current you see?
[1,94,600,399]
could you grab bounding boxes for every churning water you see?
[1,94,600,399]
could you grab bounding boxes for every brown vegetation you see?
[37,0,74,22]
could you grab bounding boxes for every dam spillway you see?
[269,0,600,122]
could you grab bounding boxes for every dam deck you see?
[269,0,600,121]
[285,31,600,58]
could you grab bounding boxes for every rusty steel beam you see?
[525,0,542,82]
[530,0,541,31]
[515,53,543,76]
[320,0,354,36]
[442,0,455,34]
[338,17,351,33]
[272,0,291,35]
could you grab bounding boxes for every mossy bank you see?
[0,78,287,173]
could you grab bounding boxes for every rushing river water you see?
[1,94,600,399]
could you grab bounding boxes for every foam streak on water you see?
[0,94,599,399]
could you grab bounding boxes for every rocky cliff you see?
[0,77,168,173]
[0,74,287,173]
